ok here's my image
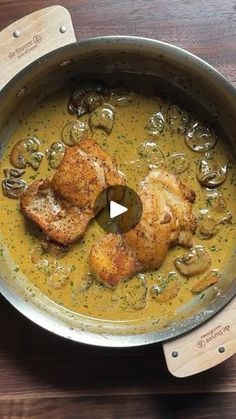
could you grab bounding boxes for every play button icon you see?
[93,185,143,234]
[110,201,128,219]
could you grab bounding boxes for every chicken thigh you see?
[20,179,92,245]
[89,169,197,286]
[20,139,125,244]
[51,138,124,210]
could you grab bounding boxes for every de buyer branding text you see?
[196,324,230,349]
[8,35,42,59]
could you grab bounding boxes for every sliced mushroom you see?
[68,84,107,116]
[46,142,65,169]
[191,270,220,294]
[150,272,181,302]
[82,92,103,112]
[41,238,69,257]
[48,263,70,290]
[111,89,135,106]
[197,210,232,239]
[175,246,211,277]
[197,215,219,239]
[4,168,25,178]
[185,122,217,152]
[146,112,165,135]
[89,104,115,134]
[219,211,233,225]
[137,141,166,169]
[118,275,148,311]
[169,153,189,174]
[79,272,94,292]
[37,259,50,274]
[31,246,44,264]
[10,137,43,170]
[70,93,103,116]
[2,178,27,199]
[61,120,88,146]
[31,240,69,263]
[206,189,226,212]
[197,158,227,188]
[167,104,189,134]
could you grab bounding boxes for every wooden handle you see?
[162,297,236,377]
[0,6,76,90]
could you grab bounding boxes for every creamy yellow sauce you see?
[1,87,236,322]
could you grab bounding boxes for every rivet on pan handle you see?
[162,297,236,377]
[0,6,76,91]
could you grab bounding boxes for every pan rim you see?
[0,35,236,347]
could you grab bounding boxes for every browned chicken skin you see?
[20,139,125,244]
[51,138,124,210]
[89,169,197,287]
[20,179,92,244]
[89,234,143,287]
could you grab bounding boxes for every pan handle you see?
[162,297,236,377]
[0,6,76,90]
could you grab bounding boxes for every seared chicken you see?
[52,138,124,209]
[89,234,143,287]
[20,179,92,244]
[20,139,125,244]
[89,169,197,286]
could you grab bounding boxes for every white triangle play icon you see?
[110,200,128,219]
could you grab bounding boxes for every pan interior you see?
[0,39,236,346]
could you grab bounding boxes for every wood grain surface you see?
[0,1,236,418]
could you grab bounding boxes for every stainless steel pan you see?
[0,6,236,376]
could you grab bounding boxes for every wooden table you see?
[0,1,236,417]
